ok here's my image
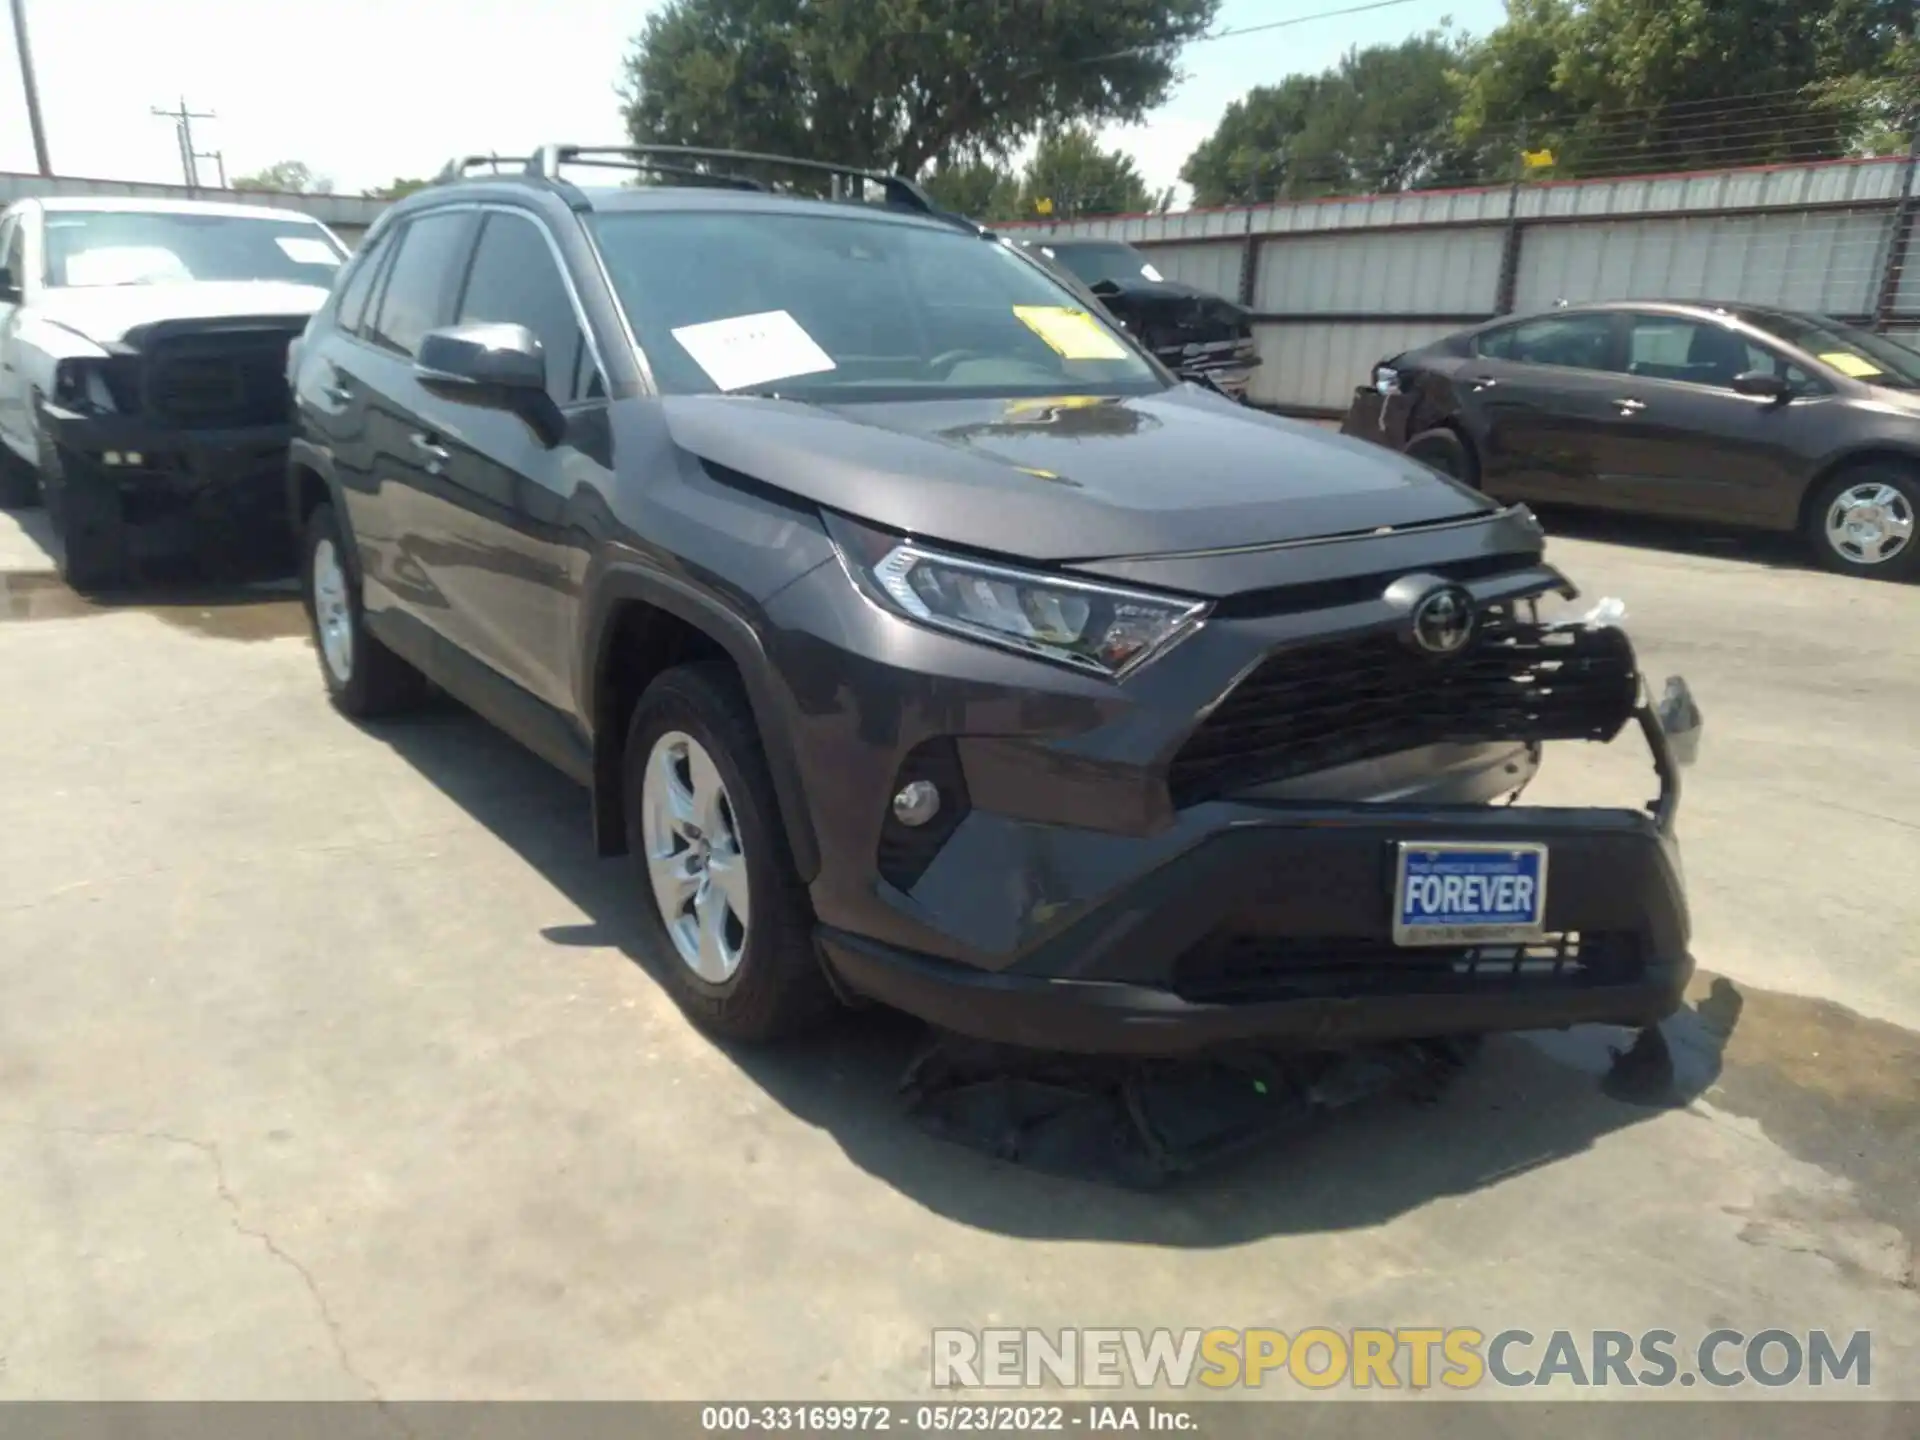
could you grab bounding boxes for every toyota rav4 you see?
[287,144,1702,1055]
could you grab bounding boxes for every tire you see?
[1804,463,1920,581]
[1405,426,1478,487]
[624,661,833,1043]
[301,502,428,717]
[0,443,38,509]
[45,463,131,594]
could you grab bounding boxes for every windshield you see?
[43,210,347,289]
[589,210,1164,400]
[1036,241,1165,287]
[1741,310,1920,391]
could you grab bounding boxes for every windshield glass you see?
[1036,241,1164,287]
[1742,310,1920,391]
[589,210,1163,400]
[43,210,347,288]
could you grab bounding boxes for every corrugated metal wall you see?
[1012,155,1920,415]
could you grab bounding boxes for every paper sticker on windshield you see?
[1140,263,1165,282]
[1820,351,1883,378]
[671,310,836,392]
[1013,305,1130,361]
[276,236,340,265]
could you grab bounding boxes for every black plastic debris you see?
[901,1033,1483,1188]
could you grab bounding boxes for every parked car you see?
[0,197,349,589]
[289,142,1700,1056]
[1341,300,1920,579]
[1015,238,1261,401]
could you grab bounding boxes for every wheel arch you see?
[581,563,821,881]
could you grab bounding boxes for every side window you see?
[1625,315,1817,392]
[368,210,476,358]
[1480,314,1616,372]
[333,227,392,336]
[454,212,601,403]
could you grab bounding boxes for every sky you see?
[0,0,1512,202]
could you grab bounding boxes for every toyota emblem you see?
[1409,585,1476,655]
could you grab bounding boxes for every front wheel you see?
[1404,426,1478,487]
[624,662,833,1042]
[1805,465,1919,580]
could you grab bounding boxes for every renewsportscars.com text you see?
[931,1327,1872,1391]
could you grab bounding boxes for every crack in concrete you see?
[7,1121,411,1433]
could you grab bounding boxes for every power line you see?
[1057,0,1436,70]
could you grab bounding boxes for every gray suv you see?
[287,144,1702,1055]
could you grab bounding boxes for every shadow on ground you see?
[1530,505,1815,572]
[367,704,1759,1243]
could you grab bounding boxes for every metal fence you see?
[1005,152,1920,416]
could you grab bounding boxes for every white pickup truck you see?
[0,196,348,589]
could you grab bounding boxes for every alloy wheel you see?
[311,538,355,684]
[641,730,751,983]
[1824,482,1914,567]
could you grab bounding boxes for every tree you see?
[232,160,334,195]
[364,176,431,200]
[1183,34,1482,206]
[619,0,1218,180]
[1019,124,1154,217]
[1452,0,1920,177]
[922,155,1022,220]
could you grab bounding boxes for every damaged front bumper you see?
[823,678,1705,1058]
[41,404,295,575]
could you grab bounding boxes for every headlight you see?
[829,519,1208,677]
[52,358,122,413]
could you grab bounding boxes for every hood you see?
[31,281,330,347]
[660,387,1491,564]
[1092,276,1251,330]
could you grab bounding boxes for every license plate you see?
[1393,843,1548,946]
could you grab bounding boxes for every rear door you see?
[1596,312,1823,525]
[349,207,481,636]
[1458,312,1626,505]
[430,207,610,714]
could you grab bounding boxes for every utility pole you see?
[196,148,228,188]
[150,96,216,188]
[8,0,52,176]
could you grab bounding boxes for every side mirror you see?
[0,265,20,303]
[1731,369,1791,403]
[415,322,564,446]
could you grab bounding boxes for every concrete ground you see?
[0,499,1916,1405]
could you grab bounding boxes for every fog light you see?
[125,451,143,467]
[102,451,122,466]
[891,779,942,828]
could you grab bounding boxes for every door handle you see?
[1614,398,1646,414]
[410,432,450,463]
[321,375,354,405]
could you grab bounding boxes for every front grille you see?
[142,330,298,428]
[1168,609,1639,805]
[1172,931,1644,1003]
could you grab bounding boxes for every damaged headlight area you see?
[827,513,1209,677]
[51,355,136,415]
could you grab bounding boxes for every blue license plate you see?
[1393,843,1548,946]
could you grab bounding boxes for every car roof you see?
[1494,298,1827,326]
[33,195,328,224]
[404,178,973,237]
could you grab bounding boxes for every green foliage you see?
[922,155,1023,220]
[1019,125,1155,217]
[619,0,1218,178]
[1181,34,1478,205]
[232,160,333,195]
[364,177,431,200]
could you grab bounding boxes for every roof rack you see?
[525,144,939,213]
[434,153,534,183]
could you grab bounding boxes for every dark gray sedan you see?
[1342,301,1920,579]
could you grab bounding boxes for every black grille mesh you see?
[1168,610,1639,805]
[1173,931,1644,1003]
[143,330,298,428]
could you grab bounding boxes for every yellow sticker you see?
[1820,351,1883,379]
[1013,306,1131,361]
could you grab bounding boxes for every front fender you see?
[579,555,823,881]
